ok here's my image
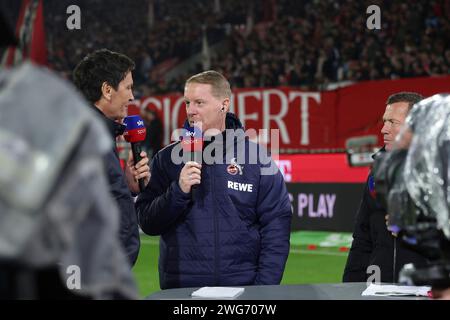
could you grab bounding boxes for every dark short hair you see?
[386,92,424,111]
[73,49,135,103]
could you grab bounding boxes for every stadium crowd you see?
[2,0,449,95]
[172,0,450,92]
[42,0,257,96]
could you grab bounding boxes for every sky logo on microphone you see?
[186,125,203,138]
[181,125,203,152]
[124,115,145,130]
[179,124,203,164]
[123,115,147,143]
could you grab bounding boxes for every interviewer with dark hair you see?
[73,49,150,266]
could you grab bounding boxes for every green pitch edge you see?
[290,231,353,248]
[139,231,354,248]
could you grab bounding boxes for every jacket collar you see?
[91,105,126,138]
[372,145,386,160]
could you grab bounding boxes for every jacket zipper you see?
[212,166,219,285]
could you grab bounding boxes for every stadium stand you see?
[2,0,448,96]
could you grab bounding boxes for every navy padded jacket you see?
[136,114,291,289]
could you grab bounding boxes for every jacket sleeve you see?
[254,161,292,285]
[135,151,192,235]
[342,177,374,282]
[103,151,140,266]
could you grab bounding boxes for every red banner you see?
[2,0,47,67]
[128,76,450,151]
[275,154,369,183]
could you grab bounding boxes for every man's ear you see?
[222,98,230,113]
[101,81,112,101]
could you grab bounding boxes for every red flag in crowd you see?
[2,0,47,67]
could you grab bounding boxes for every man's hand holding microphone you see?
[125,149,150,194]
[179,161,202,194]
[123,115,151,193]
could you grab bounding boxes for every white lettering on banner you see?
[228,181,253,192]
[135,89,323,148]
[236,91,260,129]
[289,92,321,145]
[262,89,290,144]
[297,193,336,218]
[139,97,162,112]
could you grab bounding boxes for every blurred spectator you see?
[140,108,163,159]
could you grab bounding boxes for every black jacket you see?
[343,149,427,283]
[94,107,140,266]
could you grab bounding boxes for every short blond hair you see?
[185,70,231,99]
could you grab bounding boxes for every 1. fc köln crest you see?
[227,158,243,175]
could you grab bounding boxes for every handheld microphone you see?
[123,115,147,192]
[181,124,203,200]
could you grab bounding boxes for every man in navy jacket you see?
[73,49,150,266]
[136,70,292,289]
